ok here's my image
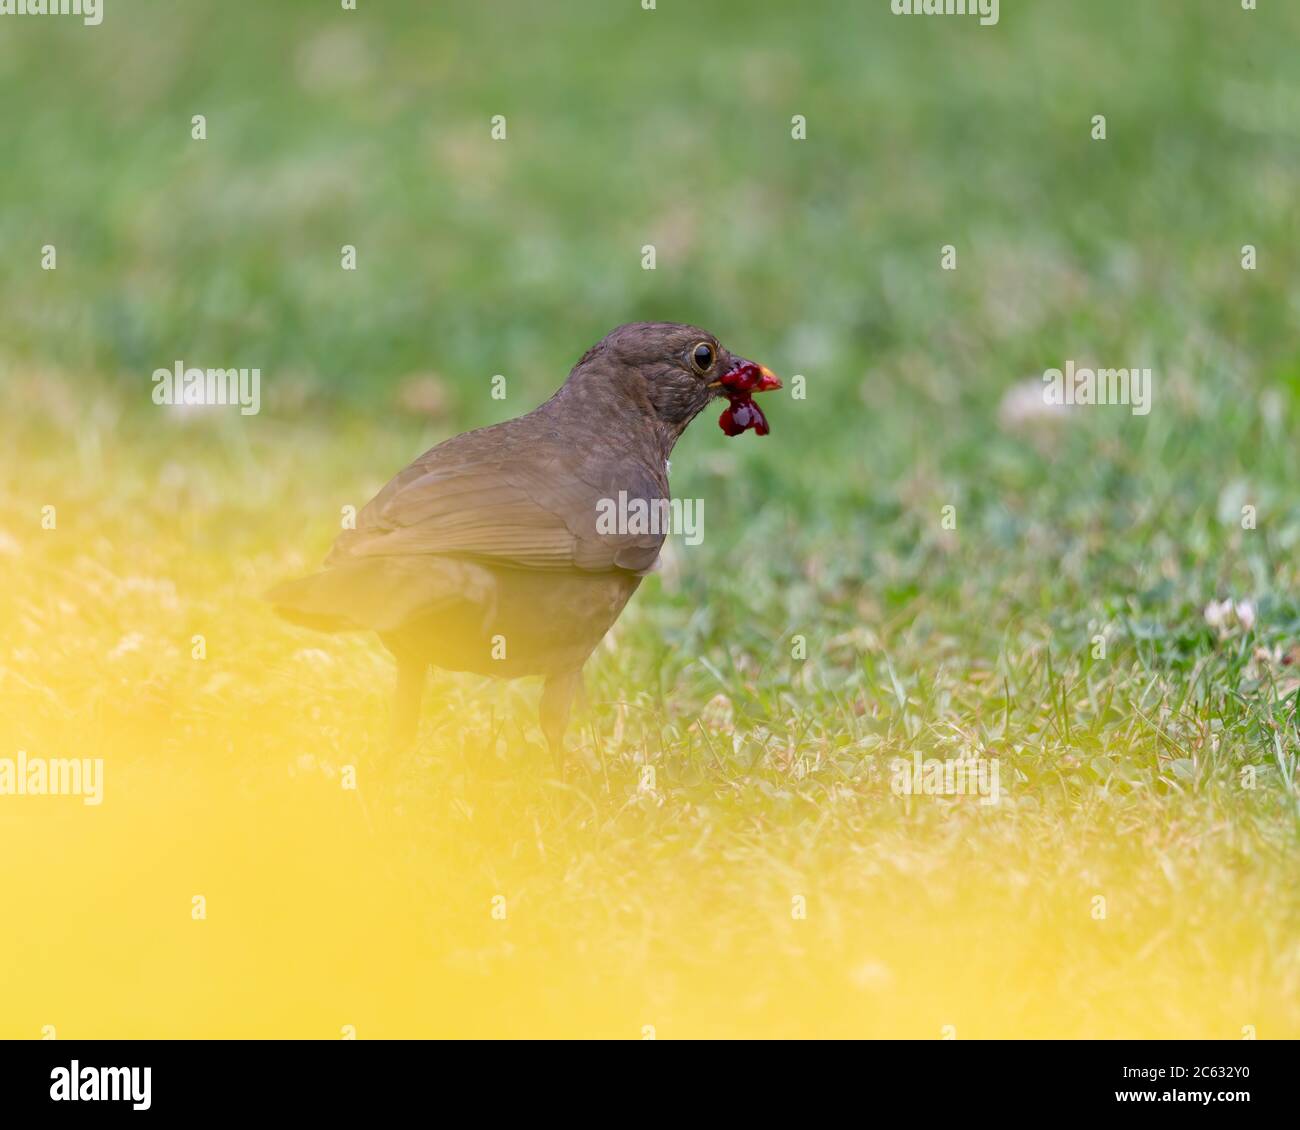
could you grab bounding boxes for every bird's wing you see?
[326,430,667,574]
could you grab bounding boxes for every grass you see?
[1,0,1299,1037]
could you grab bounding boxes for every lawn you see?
[1,0,1298,1037]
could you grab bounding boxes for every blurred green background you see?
[5,0,1297,402]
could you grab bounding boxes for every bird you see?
[266,321,781,772]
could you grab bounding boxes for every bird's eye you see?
[691,343,714,373]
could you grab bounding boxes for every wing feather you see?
[326,427,667,574]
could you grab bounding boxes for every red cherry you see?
[716,362,779,437]
[719,362,782,394]
[717,393,770,437]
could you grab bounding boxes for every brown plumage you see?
[267,322,780,769]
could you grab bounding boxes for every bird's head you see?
[566,322,781,444]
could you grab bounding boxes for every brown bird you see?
[267,322,780,769]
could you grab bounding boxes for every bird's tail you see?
[265,555,491,634]
[264,569,361,632]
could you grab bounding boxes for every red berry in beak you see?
[716,362,780,437]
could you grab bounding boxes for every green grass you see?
[1,0,1299,1037]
